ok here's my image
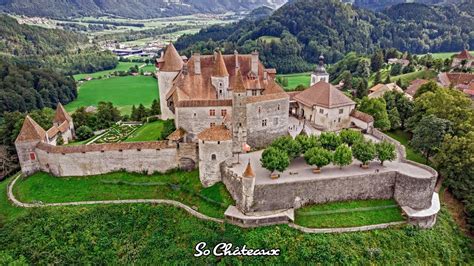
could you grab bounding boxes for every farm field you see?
[391,69,438,85]
[422,51,474,60]
[73,62,156,80]
[295,199,404,228]
[66,75,158,114]
[276,72,311,90]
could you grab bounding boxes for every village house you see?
[438,72,474,91]
[451,49,474,69]
[368,83,403,99]
[404,79,429,100]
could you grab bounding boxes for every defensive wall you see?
[33,141,198,177]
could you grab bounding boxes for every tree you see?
[150,99,161,115]
[358,97,391,131]
[375,141,396,166]
[71,107,94,129]
[161,119,176,139]
[333,144,352,169]
[411,114,452,163]
[355,78,368,98]
[396,78,404,89]
[388,108,401,130]
[374,71,382,85]
[341,71,353,91]
[260,147,290,174]
[271,136,302,160]
[76,125,94,141]
[56,133,64,146]
[304,147,332,172]
[371,50,384,72]
[383,91,413,129]
[339,129,363,146]
[319,132,342,151]
[390,63,402,76]
[96,102,121,129]
[352,140,376,167]
[384,74,391,84]
[414,81,439,98]
[295,135,320,151]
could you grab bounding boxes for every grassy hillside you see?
[73,62,156,80]
[66,76,158,114]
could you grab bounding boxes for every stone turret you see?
[157,42,183,120]
[53,103,75,141]
[311,55,329,86]
[241,160,256,213]
[211,50,230,99]
[15,115,47,175]
[231,69,248,154]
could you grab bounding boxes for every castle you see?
[14,43,439,229]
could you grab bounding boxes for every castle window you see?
[221,109,227,117]
[319,109,324,114]
[339,108,344,114]
[278,104,281,111]
[218,141,221,144]
[193,112,197,117]
[258,106,261,113]
[219,82,223,87]
[338,118,341,123]
[262,119,267,127]
[273,117,279,126]
[211,154,217,161]
[29,152,36,161]
[210,122,216,127]
[209,109,216,116]
[252,90,258,96]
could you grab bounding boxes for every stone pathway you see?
[7,173,223,224]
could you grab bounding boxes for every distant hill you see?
[0,0,287,19]
[175,0,473,73]
[344,0,463,11]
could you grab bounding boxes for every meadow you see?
[66,75,158,114]
[423,51,474,60]
[276,72,311,90]
[125,121,166,142]
[73,62,156,80]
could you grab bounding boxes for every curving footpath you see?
[7,173,407,234]
[7,173,223,224]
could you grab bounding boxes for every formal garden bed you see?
[295,199,405,228]
[12,170,233,219]
[94,124,141,144]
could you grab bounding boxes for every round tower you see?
[157,42,183,120]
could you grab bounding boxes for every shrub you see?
[375,141,397,165]
[319,132,342,151]
[76,125,94,141]
[161,119,176,139]
[340,129,364,146]
[304,147,333,171]
[333,144,353,169]
[352,140,376,166]
[260,147,290,174]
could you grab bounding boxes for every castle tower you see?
[53,103,75,141]
[211,51,230,99]
[157,42,183,120]
[231,69,248,154]
[311,55,329,86]
[14,115,47,175]
[241,160,256,213]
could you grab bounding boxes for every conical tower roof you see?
[242,160,255,178]
[160,42,184,72]
[15,115,47,143]
[54,103,72,124]
[213,51,229,77]
[233,69,246,93]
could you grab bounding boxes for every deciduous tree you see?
[375,141,396,166]
[333,144,353,169]
[260,147,290,174]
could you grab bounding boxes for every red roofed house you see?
[438,72,474,91]
[404,79,430,100]
[452,49,474,69]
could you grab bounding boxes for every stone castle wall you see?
[246,97,289,148]
[176,105,232,138]
[33,141,197,177]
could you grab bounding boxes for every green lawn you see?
[73,62,156,80]
[259,35,281,43]
[391,69,438,85]
[13,170,233,219]
[295,199,404,228]
[385,130,427,165]
[66,75,158,114]
[125,121,165,142]
[422,51,474,60]
[276,72,311,90]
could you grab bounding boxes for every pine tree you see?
[374,71,382,85]
[150,99,161,115]
[384,74,391,84]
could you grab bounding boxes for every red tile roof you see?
[213,51,229,77]
[197,125,232,141]
[53,103,72,124]
[455,49,474,60]
[405,79,429,97]
[15,116,47,143]
[350,110,374,123]
[293,81,355,108]
[242,160,255,178]
[159,43,184,72]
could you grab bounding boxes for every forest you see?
[175,0,474,73]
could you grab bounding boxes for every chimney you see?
[234,50,240,70]
[194,52,201,75]
[251,50,259,75]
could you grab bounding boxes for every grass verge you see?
[295,199,404,228]
[12,170,233,219]
[125,121,165,142]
